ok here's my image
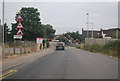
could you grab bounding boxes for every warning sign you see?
[16,22,24,28]
[14,35,22,39]
[16,15,24,21]
[16,29,23,35]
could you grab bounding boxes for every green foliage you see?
[75,46,81,49]
[10,7,56,41]
[56,35,68,43]
[41,24,56,38]
[82,41,120,58]
[64,31,85,43]
[83,44,104,52]
[112,31,120,39]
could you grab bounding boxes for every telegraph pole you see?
[2,0,4,45]
[2,0,5,57]
[5,19,7,44]
[91,23,93,39]
[87,13,89,38]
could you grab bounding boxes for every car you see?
[56,42,65,50]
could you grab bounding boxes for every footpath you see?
[1,47,54,72]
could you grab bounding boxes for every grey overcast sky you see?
[0,1,118,34]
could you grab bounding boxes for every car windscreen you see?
[57,43,64,46]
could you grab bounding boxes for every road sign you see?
[16,29,23,35]
[36,38,43,44]
[16,22,24,28]
[16,15,24,21]
[14,35,22,39]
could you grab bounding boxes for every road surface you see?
[3,46,118,79]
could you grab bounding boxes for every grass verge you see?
[76,41,120,59]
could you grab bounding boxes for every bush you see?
[75,46,81,49]
[81,40,120,59]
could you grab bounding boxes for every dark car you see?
[56,42,65,50]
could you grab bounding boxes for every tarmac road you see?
[4,47,118,79]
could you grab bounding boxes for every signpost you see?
[36,38,43,50]
[36,38,43,44]
[16,29,24,35]
[16,22,24,28]
[13,15,24,55]
[13,35,22,39]
[16,15,24,21]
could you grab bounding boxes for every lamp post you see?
[5,19,7,44]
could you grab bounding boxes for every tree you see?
[10,7,56,41]
[112,30,120,39]
[64,31,85,43]
[11,7,42,41]
[55,35,68,43]
[41,24,56,39]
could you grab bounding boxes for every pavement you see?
[2,46,54,72]
[2,45,118,79]
[0,46,2,76]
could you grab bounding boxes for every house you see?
[101,28,120,38]
[82,28,102,38]
[82,28,120,38]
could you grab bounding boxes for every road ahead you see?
[5,46,118,79]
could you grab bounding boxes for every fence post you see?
[13,40,15,55]
[20,39,22,55]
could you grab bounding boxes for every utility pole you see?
[2,0,5,57]
[0,19,1,25]
[87,13,89,38]
[2,0,4,45]
[91,23,93,39]
[5,19,7,44]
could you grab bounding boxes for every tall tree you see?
[41,24,56,39]
[10,7,56,41]
[11,7,42,41]
[64,31,85,43]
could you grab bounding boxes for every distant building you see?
[82,28,102,38]
[101,28,120,38]
[82,28,120,39]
